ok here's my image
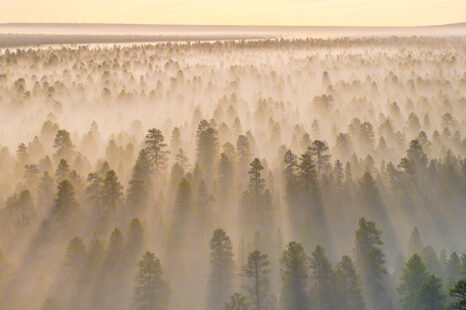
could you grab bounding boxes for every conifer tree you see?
[53,129,74,161]
[208,228,235,310]
[447,252,462,286]
[398,254,429,310]
[55,159,70,182]
[333,160,344,190]
[354,218,388,310]
[309,246,335,310]
[86,172,102,210]
[280,241,309,310]
[283,150,299,201]
[219,152,234,199]
[449,279,466,310]
[175,177,192,212]
[127,149,152,213]
[310,140,331,176]
[196,120,219,176]
[237,134,252,179]
[417,275,445,310]
[63,236,86,279]
[106,227,124,271]
[52,180,79,221]
[144,128,169,179]
[241,250,271,310]
[101,169,123,213]
[134,251,170,310]
[335,255,365,310]
[17,142,28,162]
[241,158,272,230]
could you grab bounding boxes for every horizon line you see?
[1,22,465,29]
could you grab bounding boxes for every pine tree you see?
[208,228,235,310]
[224,293,249,310]
[63,236,86,279]
[175,149,189,171]
[247,158,266,204]
[106,227,124,271]
[17,142,28,162]
[52,180,79,222]
[310,140,331,175]
[237,134,252,178]
[399,140,427,178]
[359,172,385,221]
[170,127,182,154]
[175,177,192,212]
[449,278,466,310]
[134,251,170,310]
[398,254,429,310]
[354,218,388,310]
[447,252,462,286]
[417,275,445,310]
[127,149,152,213]
[219,152,234,199]
[280,241,309,310]
[283,150,298,200]
[196,120,219,176]
[101,169,123,213]
[53,129,74,161]
[298,149,318,197]
[144,128,169,179]
[309,246,335,310]
[333,160,344,190]
[335,255,365,310]
[241,250,271,310]
[241,158,271,231]
[6,190,35,225]
[86,172,102,211]
[55,159,70,182]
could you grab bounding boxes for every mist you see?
[0,33,464,310]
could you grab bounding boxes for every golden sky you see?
[0,0,464,26]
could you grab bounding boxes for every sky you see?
[0,0,464,26]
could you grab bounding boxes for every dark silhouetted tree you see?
[144,128,169,179]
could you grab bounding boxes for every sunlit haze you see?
[0,0,465,26]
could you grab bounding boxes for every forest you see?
[0,36,464,310]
